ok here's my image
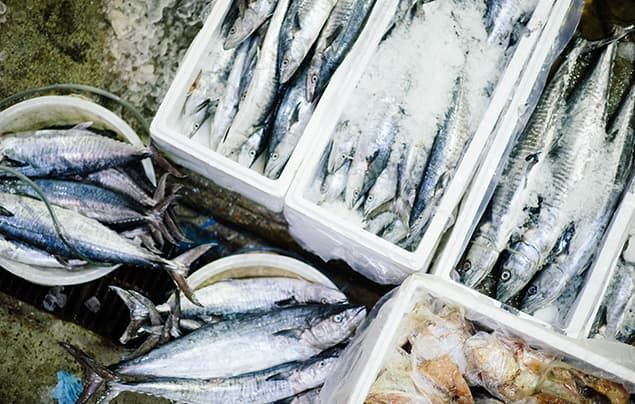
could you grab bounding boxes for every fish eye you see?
[320,183,327,193]
[230,27,236,34]
[311,74,318,83]
[320,297,328,304]
[353,191,359,198]
[527,285,537,296]
[249,150,256,157]
[271,152,279,161]
[334,314,343,323]
[367,195,374,202]
[319,360,326,367]
[461,260,471,271]
[282,59,289,67]
[500,270,511,282]
[341,153,346,160]
[193,122,200,130]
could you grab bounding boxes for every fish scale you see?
[496,43,617,303]
[460,39,590,288]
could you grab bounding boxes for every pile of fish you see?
[0,123,208,302]
[63,276,366,403]
[457,35,635,324]
[367,295,631,403]
[312,0,537,251]
[181,0,377,179]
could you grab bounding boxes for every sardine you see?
[306,0,376,101]
[0,192,208,303]
[209,38,254,150]
[278,0,338,84]
[264,65,317,179]
[459,39,591,288]
[223,0,277,50]
[496,44,616,303]
[408,77,470,241]
[363,140,406,217]
[521,81,635,313]
[220,0,290,160]
[345,102,402,209]
[327,120,359,174]
[0,124,151,178]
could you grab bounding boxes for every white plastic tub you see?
[319,274,635,403]
[284,0,568,284]
[0,95,156,286]
[151,0,392,212]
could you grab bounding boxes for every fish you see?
[238,125,269,167]
[223,0,277,50]
[96,349,340,404]
[220,0,290,160]
[306,0,376,101]
[0,192,208,304]
[408,77,470,243]
[82,168,157,208]
[484,0,521,46]
[364,211,396,236]
[327,120,359,174]
[363,139,406,217]
[496,43,616,303]
[345,101,402,209]
[182,70,225,138]
[459,38,591,288]
[319,159,351,203]
[209,37,255,150]
[393,135,429,226]
[277,0,338,84]
[64,304,364,401]
[605,263,635,343]
[265,65,317,179]
[0,124,151,178]
[381,217,409,244]
[0,234,86,269]
[521,81,635,314]
[283,387,321,404]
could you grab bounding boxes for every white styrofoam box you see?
[430,0,628,339]
[151,0,393,212]
[284,0,560,284]
[319,274,635,403]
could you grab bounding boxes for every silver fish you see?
[0,124,151,178]
[393,135,428,226]
[96,349,339,404]
[484,0,521,46]
[182,70,224,138]
[0,234,85,269]
[320,160,351,203]
[223,0,277,50]
[286,387,321,404]
[521,81,635,313]
[0,192,208,303]
[264,66,317,179]
[306,0,376,101]
[209,38,254,150]
[363,140,406,217]
[365,211,396,236]
[605,263,635,342]
[408,77,470,242]
[220,0,290,160]
[83,168,156,208]
[345,101,402,209]
[496,44,616,303]
[327,120,359,174]
[74,304,364,381]
[278,0,338,84]
[237,125,269,167]
[381,216,409,244]
[459,39,592,288]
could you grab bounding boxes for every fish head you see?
[344,160,367,209]
[458,238,499,288]
[301,284,348,305]
[264,148,285,179]
[306,57,323,102]
[305,305,366,349]
[237,128,266,167]
[496,242,540,303]
[279,49,302,85]
[223,9,258,50]
[288,348,341,390]
[520,266,564,314]
[363,182,392,217]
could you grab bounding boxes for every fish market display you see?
[180,0,377,179]
[366,293,630,403]
[457,35,635,326]
[64,276,365,403]
[308,0,539,251]
[0,123,208,303]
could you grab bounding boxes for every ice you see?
[43,287,67,312]
[84,296,101,313]
[308,0,538,247]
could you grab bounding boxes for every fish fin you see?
[127,334,161,358]
[59,342,116,404]
[289,102,302,127]
[147,225,165,252]
[293,12,302,32]
[237,0,246,14]
[166,291,182,339]
[323,25,344,50]
[0,206,14,217]
[274,296,299,307]
[71,122,93,131]
[273,328,304,339]
[152,173,170,203]
[146,192,181,246]
[1,155,28,168]
[109,286,162,344]
[149,143,187,179]
[166,244,214,306]
[164,209,192,243]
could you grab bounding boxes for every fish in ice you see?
[327,120,359,174]
[605,263,634,343]
[223,0,278,50]
[363,139,406,217]
[320,159,351,203]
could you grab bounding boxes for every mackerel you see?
[0,124,151,177]
[459,39,592,288]
[278,0,338,84]
[220,0,290,160]
[496,44,616,303]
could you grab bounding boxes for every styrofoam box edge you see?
[322,274,635,404]
[285,0,556,283]
[151,0,390,212]
[429,0,603,338]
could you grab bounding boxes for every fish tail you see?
[58,342,117,404]
[149,143,187,179]
[165,243,214,307]
[109,286,162,344]
[146,189,181,245]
